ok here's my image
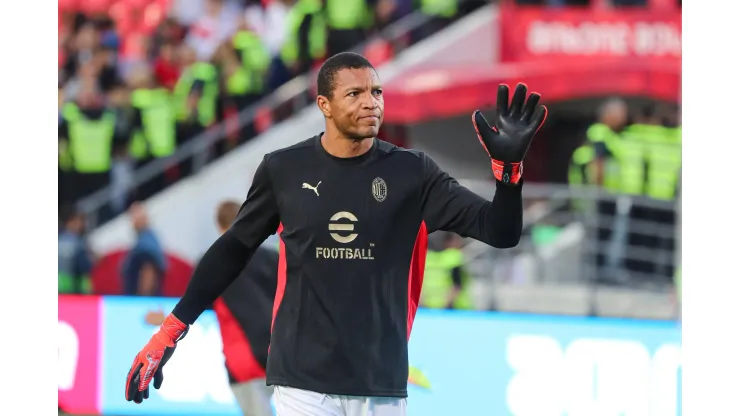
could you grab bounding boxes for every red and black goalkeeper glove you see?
[125,313,188,404]
[472,83,548,185]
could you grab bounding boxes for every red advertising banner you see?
[59,296,101,414]
[499,7,681,65]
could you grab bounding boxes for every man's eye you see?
[373,89,383,95]
[347,92,358,97]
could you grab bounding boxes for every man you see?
[143,200,278,415]
[58,207,94,294]
[585,98,631,283]
[125,52,547,415]
[212,201,278,416]
[420,233,472,310]
[59,81,127,202]
[120,202,167,296]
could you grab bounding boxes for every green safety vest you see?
[129,88,176,160]
[586,123,622,192]
[232,31,271,95]
[610,134,646,196]
[62,103,116,174]
[324,0,372,30]
[58,272,92,294]
[421,249,473,310]
[419,0,457,18]
[281,0,327,67]
[569,144,597,186]
[59,139,73,171]
[568,144,597,212]
[174,62,219,127]
[629,124,682,201]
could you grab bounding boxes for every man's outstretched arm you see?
[124,155,280,404]
[173,155,280,323]
[420,153,523,248]
[420,83,546,248]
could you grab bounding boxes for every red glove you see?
[125,313,188,404]
[472,83,547,185]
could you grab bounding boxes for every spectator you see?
[94,33,123,92]
[121,202,167,296]
[149,17,187,61]
[58,208,94,294]
[153,42,181,90]
[170,0,206,26]
[61,21,100,87]
[260,0,292,57]
[185,0,240,61]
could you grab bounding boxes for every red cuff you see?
[491,159,523,185]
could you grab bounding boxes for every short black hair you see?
[317,52,376,99]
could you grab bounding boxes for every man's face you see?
[603,105,627,129]
[321,67,384,140]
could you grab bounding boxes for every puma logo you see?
[302,181,321,196]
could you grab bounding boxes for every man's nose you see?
[360,92,377,109]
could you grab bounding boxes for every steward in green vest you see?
[59,88,74,208]
[59,88,122,201]
[229,30,271,109]
[569,144,597,187]
[324,0,372,56]
[628,122,681,201]
[174,46,219,131]
[412,0,458,42]
[420,234,473,310]
[586,99,629,276]
[128,67,177,167]
[624,106,681,281]
[568,143,598,212]
[281,0,327,76]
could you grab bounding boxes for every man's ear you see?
[317,95,331,118]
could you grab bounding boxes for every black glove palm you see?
[472,83,548,185]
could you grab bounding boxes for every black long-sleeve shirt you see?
[172,135,522,397]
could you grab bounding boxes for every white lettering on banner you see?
[506,335,564,416]
[505,335,681,416]
[154,323,235,405]
[651,344,681,416]
[58,321,79,391]
[526,21,681,57]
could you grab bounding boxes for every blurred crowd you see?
[58,203,168,297]
[58,0,681,313]
[58,0,486,221]
[568,99,681,288]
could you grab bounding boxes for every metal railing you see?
[76,10,443,228]
[455,181,681,319]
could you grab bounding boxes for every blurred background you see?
[58,0,682,414]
